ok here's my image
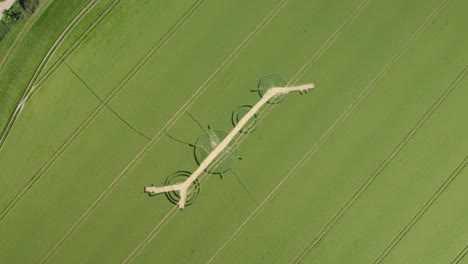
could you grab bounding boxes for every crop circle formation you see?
[164,171,200,206]
[194,129,239,174]
[257,73,288,104]
[232,105,257,134]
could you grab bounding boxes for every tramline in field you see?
[144,83,315,209]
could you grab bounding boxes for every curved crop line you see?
[291,2,453,263]
[38,0,291,262]
[451,244,468,264]
[0,0,207,224]
[373,154,468,263]
[0,0,109,152]
[62,61,151,140]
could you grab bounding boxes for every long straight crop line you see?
[452,244,468,264]
[0,0,116,152]
[292,1,450,263]
[38,0,292,262]
[206,1,451,263]
[290,2,452,263]
[372,66,468,263]
[373,153,468,263]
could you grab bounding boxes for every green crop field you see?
[0,0,467,263]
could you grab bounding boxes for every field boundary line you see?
[290,2,454,262]
[0,0,111,152]
[38,0,292,261]
[373,153,468,263]
[452,244,468,264]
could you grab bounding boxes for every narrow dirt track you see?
[145,84,314,209]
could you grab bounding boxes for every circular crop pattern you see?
[232,105,257,134]
[164,171,200,206]
[257,73,287,104]
[194,129,239,174]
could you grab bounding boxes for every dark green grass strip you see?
[0,0,121,152]
[31,0,124,91]
[0,0,99,144]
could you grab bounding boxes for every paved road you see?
[0,0,16,19]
